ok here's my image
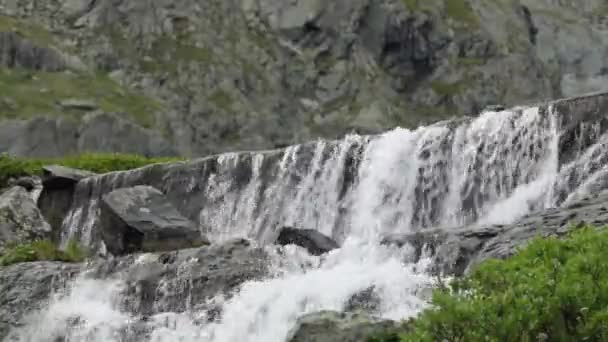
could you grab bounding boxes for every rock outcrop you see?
[275,227,339,256]
[287,311,401,342]
[0,186,52,253]
[384,190,608,277]
[92,239,268,317]
[0,261,79,340]
[99,185,208,255]
[0,0,607,157]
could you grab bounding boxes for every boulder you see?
[99,185,208,255]
[287,311,401,342]
[0,261,80,340]
[0,32,65,71]
[41,165,96,190]
[38,165,96,238]
[275,227,339,256]
[0,186,52,253]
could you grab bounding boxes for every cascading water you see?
[8,102,606,342]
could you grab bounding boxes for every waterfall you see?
[8,100,608,342]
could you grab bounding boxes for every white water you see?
[11,104,598,342]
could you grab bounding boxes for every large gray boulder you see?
[275,227,339,256]
[0,31,65,71]
[0,261,80,340]
[0,186,52,253]
[99,185,208,255]
[41,165,97,190]
[287,311,401,342]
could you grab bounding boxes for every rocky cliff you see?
[0,0,607,157]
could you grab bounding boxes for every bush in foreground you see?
[0,153,183,188]
[371,226,608,341]
[0,238,87,266]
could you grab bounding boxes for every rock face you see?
[37,165,96,238]
[0,186,52,253]
[0,261,79,340]
[0,113,177,158]
[384,190,608,277]
[99,185,208,255]
[287,311,400,342]
[90,238,268,317]
[275,227,339,256]
[0,0,607,157]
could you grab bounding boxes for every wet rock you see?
[275,227,339,256]
[99,185,208,255]
[38,165,94,240]
[90,238,268,316]
[387,191,608,276]
[344,286,381,314]
[0,261,80,340]
[287,311,400,342]
[0,186,52,253]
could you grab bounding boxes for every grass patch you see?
[208,89,234,110]
[430,80,464,96]
[0,67,161,127]
[370,225,608,341]
[0,238,86,266]
[0,15,55,47]
[444,0,478,27]
[0,153,184,188]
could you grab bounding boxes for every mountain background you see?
[0,0,607,157]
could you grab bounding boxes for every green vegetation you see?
[401,0,478,27]
[429,80,465,97]
[370,226,608,341]
[0,15,55,46]
[0,153,184,188]
[0,238,86,266]
[0,67,161,127]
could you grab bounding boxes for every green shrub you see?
[0,152,183,188]
[0,238,87,266]
[371,226,608,342]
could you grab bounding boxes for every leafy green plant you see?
[371,226,608,342]
[0,238,87,266]
[0,152,183,188]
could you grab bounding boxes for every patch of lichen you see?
[0,67,160,127]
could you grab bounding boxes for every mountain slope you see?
[0,0,607,157]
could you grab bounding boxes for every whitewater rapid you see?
[10,104,606,342]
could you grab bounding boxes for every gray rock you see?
[287,311,400,342]
[41,165,96,190]
[58,99,98,111]
[99,185,208,255]
[90,238,268,317]
[0,32,65,71]
[385,190,608,277]
[275,227,339,256]
[0,261,79,341]
[0,186,52,253]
